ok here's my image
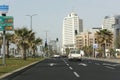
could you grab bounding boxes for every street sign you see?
[0,5,9,14]
[0,16,4,23]
[0,16,14,31]
[93,44,98,49]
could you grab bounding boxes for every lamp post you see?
[26,14,38,30]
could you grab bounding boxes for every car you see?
[68,49,82,61]
[53,54,60,58]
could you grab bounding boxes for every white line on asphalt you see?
[69,66,73,70]
[66,63,69,66]
[78,63,87,66]
[103,63,120,67]
[49,63,56,67]
[105,66,115,70]
[73,72,80,78]
[103,63,113,66]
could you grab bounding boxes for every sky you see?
[0,0,120,43]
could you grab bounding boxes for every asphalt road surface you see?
[2,58,120,80]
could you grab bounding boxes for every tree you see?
[5,33,14,58]
[96,29,113,57]
[82,45,93,57]
[116,33,120,48]
[31,38,42,57]
[65,48,70,56]
[14,28,32,60]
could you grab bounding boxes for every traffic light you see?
[56,38,58,42]
[45,41,48,48]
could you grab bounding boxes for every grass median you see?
[0,57,44,76]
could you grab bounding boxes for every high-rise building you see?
[62,12,83,54]
[102,15,120,48]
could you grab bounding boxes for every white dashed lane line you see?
[69,66,73,70]
[62,59,80,78]
[73,72,80,78]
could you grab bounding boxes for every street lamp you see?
[26,14,38,30]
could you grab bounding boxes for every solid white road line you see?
[73,72,80,78]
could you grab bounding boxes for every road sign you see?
[0,16,14,31]
[0,5,9,13]
[0,16,4,23]
[93,44,98,49]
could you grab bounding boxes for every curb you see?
[0,60,43,80]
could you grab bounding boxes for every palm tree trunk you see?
[103,44,106,58]
[23,44,27,60]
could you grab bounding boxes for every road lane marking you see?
[49,63,56,67]
[78,63,87,66]
[73,72,80,78]
[103,63,120,67]
[105,66,115,70]
[66,63,69,66]
[69,66,73,70]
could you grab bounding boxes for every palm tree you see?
[14,28,31,60]
[5,33,14,58]
[116,33,120,48]
[82,45,93,57]
[31,38,42,57]
[96,29,113,57]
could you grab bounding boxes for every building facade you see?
[76,32,94,49]
[62,12,83,54]
[102,15,120,48]
[75,31,114,50]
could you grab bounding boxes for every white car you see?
[53,54,60,58]
[68,50,82,61]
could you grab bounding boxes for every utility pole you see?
[2,13,6,65]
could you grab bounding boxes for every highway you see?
[2,58,120,80]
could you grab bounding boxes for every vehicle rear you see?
[68,50,82,61]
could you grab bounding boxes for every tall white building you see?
[102,15,120,48]
[62,12,83,54]
[102,15,120,30]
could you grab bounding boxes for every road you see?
[2,58,120,80]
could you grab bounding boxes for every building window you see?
[75,30,78,35]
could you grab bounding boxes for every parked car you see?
[68,49,82,61]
